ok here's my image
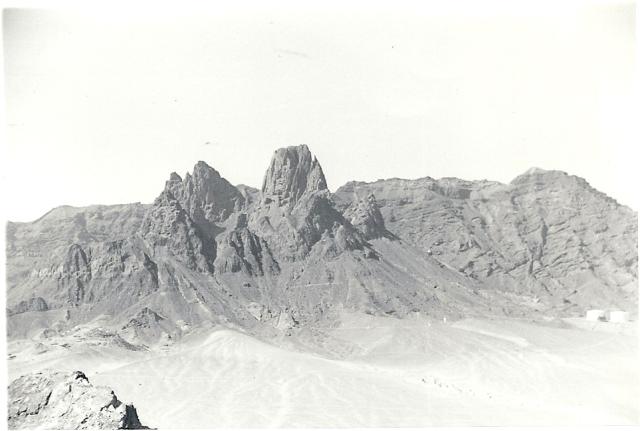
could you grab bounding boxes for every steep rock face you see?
[214,213,280,276]
[335,177,511,285]
[5,204,155,319]
[7,370,146,429]
[140,190,216,273]
[7,238,160,316]
[338,193,393,240]
[287,191,365,255]
[6,204,149,290]
[334,169,638,311]
[252,145,370,260]
[6,161,273,340]
[72,240,159,307]
[501,169,637,294]
[165,162,245,231]
[140,162,249,273]
[261,144,327,206]
[60,244,93,306]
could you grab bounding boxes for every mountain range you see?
[6,145,637,343]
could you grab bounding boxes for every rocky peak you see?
[261,145,328,206]
[509,167,622,208]
[168,172,182,183]
[253,146,374,260]
[508,167,597,191]
[164,161,244,225]
[510,167,569,185]
[343,194,391,240]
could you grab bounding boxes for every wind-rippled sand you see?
[8,313,638,428]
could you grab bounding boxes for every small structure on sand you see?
[586,309,605,321]
[607,311,630,323]
[585,309,630,323]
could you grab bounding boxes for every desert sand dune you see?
[8,313,638,428]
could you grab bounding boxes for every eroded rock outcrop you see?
[165,162,245,228]
[214,214,280,275]
[6,204,149,305]
[7,370,147,429]
[334,168,638,312]
[261,144,327,206]
[340,193,393,240]
[252,145,371,260]
[7,296,49,316]
[140,190,216,273]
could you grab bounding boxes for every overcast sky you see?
[2,0,637,222]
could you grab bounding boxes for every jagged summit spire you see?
[261,145,328,205]
[162,160,244,224]
[193,160,219,174]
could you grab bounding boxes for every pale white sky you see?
[1,0,637,222]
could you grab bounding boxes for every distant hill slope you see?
[334,169,638,313]
[6,146,637,341]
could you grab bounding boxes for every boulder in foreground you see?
[7,370,147,429]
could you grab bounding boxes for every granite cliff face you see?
[5,146,638,344]
[7,370,146,429]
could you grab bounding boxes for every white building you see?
[607,311,630,323]
[586,309,605,321]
